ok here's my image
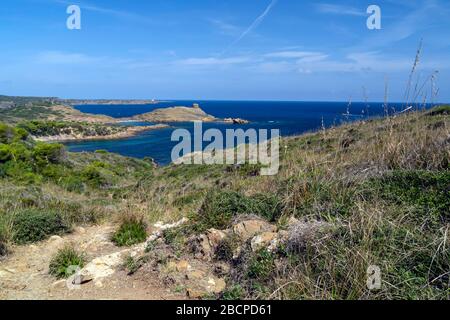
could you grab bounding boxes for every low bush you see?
[222,284,245,300]
[11,209,70,244]
[247,249,276,281]
[0,227,8,257]
[112,216,147,247]
[369,170,450,226]
[49,246,85,279]
[427,105,450,116]
[194,191,282,232]
[33,142,66,166]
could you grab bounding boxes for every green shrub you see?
[12,209,70,244]
[369,170,450,226]
[0,144,12,163]
[112,217,147,247]
[216,235,240,261]
[2,161,41,184]
[427,105,450,116]
[81,164,114,188]
[123,254,149,275]
[222,285,245,300]
[49,246,85,279]
[247,249,275,281]
[33,142,66,166]
[0,227,8,257]
[195,191,282,232]
[0,123,26,144]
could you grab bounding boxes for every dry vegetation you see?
[1,106,449,300]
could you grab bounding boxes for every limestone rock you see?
[250,232,278,251]
[188,228,228,261]
[233,219,276,241]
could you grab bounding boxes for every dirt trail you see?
[0,224,185,300]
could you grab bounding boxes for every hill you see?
[0,106,448,300]
[132,104,217,122]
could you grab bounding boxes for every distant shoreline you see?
[34,124,169,142]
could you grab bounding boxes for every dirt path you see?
[0,224,185,300]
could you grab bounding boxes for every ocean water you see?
[67,100,390,165]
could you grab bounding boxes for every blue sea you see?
[67,100,393,165]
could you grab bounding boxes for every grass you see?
[247,249,276,281]
[192,190,283,232]
[112,216,147,247]
[49,246,86,279]
[0,105,449,300]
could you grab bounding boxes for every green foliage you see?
[0,226,8,256]
[33,142,66,166]
[11,209,70,244]
[18,120,125,138]
[123,254,149,275]
[0,123,28,144]
[216,235,240,261]
[194,191,282,232]
[427,105,450,116]
[162,227,187,255]
[247,249,275,281]
[369,170,450,226]
[49,246,85,279]
[222,285,245,300]
[112,217,147,247]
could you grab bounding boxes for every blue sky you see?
[0,0,449,101]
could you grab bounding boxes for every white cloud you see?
[265,51,326,59]
[316,3,366,17]
[209,19,241,36]
[175,57,250,66]
[35,51,99,64]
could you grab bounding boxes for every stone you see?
[214,262,231,276]
[75,226,86,234]
[48,235,63,242]
[232,219,277,241]
[189,234,212,261]
[167,260,192,273]
[250,232,278,251]
[206,228,227,249]
[288,216,299,225]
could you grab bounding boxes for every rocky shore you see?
[33,124,168,142]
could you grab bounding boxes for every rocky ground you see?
[0,223,185,300]
[0,214,313,300]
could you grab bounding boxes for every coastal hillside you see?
[132,104,217,122]
[0,96,114,124]
[0,106,449,300]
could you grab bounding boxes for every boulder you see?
[232,219,276,241]
[250,232,278,251]
[188,228,228,261]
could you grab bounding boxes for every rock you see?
[206,228,228,248]
[48,235,63,242]
[185,272,226,298]
[288,216,299,225]
[167,260,192,273]
[233,219,277,241]
[189,234,213,260]
[223,118,250,124]
[154,217,188,231]
[75,227,86,234]
[186,269,205,281]
[250,232,278,251]
[188,228,228,261]
[214,262,231,276]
